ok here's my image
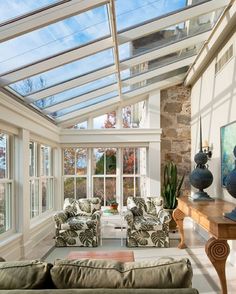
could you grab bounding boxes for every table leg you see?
[205,237,230,294]
[173,208,187,249]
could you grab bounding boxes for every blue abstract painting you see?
[221,121,236,186]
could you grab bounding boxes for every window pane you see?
[106,149,116,175]
[0,0,60,24]
[105,178,116,205]
[10,49,114,96]
[0,133,7,179]
[64,148,75,175]
[29,141,36,177]
[93,111,116,129]
[135,148,147,174]
[122,101,146,128]
[123,148,134,174]
[40,145,51,176]
[47,178,54,210]
[42,179,47,213]
[135,177,141,197]
[136,176,147,197]
[123,177,134,206]
[0,183,11,234]
[0,5,110,73]
[30,179,39,218]
[76,178,87,199]
[76,148,87,175]
[116,0,187,32]
[64,177,74,199]
[93,177,104,205]
[94,148,104,175]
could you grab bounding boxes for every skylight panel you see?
[120,45,200,80]
[50,90,118,118]
[33,74,117,109]
[0,4,110,73]
[118,9,221,61]
[0,0,61,24]
[116,0,190,32]
[9,49,114,96]
[122,66,188,93]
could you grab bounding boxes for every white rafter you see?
[0,37,113,86]
[0,0,109,43]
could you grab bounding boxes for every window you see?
[122,147,147,205]
[63,148,87,199]
[93,148,117,205]
[29,142,54,218]
[93,111,116,129]
[122,101,146,128]
[0,132,12,234]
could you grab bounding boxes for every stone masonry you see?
[160,84,191,196]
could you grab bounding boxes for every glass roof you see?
[0,5,110,74]
[0,0,62,24]
[0,0,227,125]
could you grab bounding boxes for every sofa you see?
[125,197,170,247]
[54,197,101,247]
[0,257,199,293]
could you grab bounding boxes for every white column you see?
[17,129,30,258]
[147,90,161,196]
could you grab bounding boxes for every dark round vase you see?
[189,167,213,190]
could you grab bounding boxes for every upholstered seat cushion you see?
[61,216,97,231]
[133,215,162,231]
[51,258,193,289]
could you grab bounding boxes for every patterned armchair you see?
[54,198,101,247]
[124,197,171,247]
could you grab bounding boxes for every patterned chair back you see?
[127,196,163,216]
[63,198,101,216]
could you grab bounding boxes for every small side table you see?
[100,211,126,246]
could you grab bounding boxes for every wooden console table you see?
[173,197,236,294]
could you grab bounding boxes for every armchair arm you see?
[124,210,134,227]
[53,211,69,228]
[158,209,171,224]
[91,210,101,222]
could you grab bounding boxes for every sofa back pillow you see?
[51,258,192,289]
[0,260,52,289]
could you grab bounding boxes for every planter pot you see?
[164,208,178,232]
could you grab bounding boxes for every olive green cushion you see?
[51,258,193,289]
[0,260,52,289]
[0,289,199,293]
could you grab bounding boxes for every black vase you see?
[224,146,236,221]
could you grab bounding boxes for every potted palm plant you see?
[162,161,185,231]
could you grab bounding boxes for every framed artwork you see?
[221,120,236,186]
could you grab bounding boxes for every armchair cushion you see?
[127,197,147,216]
[133,215,162,231]
[63,198,101,217]
[61,216,97,231]
[146,197,163,216]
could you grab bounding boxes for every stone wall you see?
[160,84,191,196]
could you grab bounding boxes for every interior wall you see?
[160,84,191,196]
[191,31,236,265]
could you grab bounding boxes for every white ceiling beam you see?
[43,83,117,113]
[0,37,113,86]
[120,31,209,70]
[0,0,109,43]
[27,65,116,101]
[118,0,229,43]
[55,96,120,123]
[108,0,122,100]
[123,56,195,86]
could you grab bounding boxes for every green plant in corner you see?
[162,161,185,209]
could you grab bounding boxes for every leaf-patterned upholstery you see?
[54,198,101,247]
[124,197,170,247]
